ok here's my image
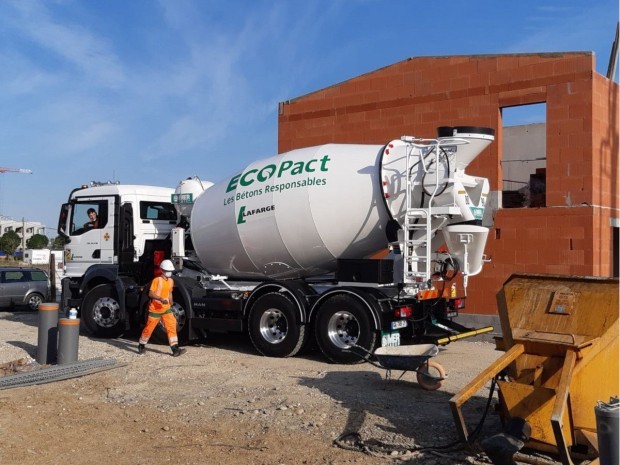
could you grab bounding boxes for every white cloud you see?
[64,121,117,154]
[506,2,615,59]
[1,0,125,88]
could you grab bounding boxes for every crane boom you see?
[0,167,33,174]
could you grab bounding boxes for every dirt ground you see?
[0,310,547,465]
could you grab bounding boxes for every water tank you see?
[174,177,213,218]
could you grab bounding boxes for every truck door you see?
[118,203,135,270]
[133,200,177,258]
[63,197,116,276]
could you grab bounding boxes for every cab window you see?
[140,202,177,221]
[70,202,108,235]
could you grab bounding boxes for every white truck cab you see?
[59,183,177,278]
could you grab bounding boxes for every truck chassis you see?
[62,258,489,364]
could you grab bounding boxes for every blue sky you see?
[0,0,617,237]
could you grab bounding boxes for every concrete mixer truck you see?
[58,126,495,363]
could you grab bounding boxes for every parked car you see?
[0,267,51,310]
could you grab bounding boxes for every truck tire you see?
[314,294,377,364]
[248,292,305,358]
[82,284,125,338]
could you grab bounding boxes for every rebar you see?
[0,358,125,390]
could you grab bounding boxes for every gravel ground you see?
[0,309,563,465]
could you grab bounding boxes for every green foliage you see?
[51,235,69,250]
[26,234,49,249]
[0,231,21,256]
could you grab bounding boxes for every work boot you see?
[138,343,145,355]
[171,345,186,357]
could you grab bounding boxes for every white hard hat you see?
[160,259,175,272]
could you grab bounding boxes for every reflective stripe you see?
[417,289,439,300]
[140,310,178,347]
[148,309,173,318]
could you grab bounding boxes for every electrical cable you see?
[440,255,460,281]
[333,375,499,458]
[422,147,451,197]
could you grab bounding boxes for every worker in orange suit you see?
[138,259,186,357]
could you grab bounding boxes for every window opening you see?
[501,103,547,208]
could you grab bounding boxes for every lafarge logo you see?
[237,205,275,224]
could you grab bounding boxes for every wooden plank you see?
[551,350,578,465]
[449,343,525,442]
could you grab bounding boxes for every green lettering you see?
[237,206,246,224]
[291,161,304,175]
[305,159,317,173]
[227,174,241,193]
[320,155,331,171]
[278,160,293,177]
[240,169,257,187]
[258,164,276,182]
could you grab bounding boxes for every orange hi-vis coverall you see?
[139,275,178,348]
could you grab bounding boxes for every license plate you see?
[381,331,400,347]
[391,319,407,330]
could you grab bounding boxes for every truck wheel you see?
[148,298,189,345]
[248,292,305,358]
[315,294,377,364]
[82,284,125,338]
[416,360,446,391]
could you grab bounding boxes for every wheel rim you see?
[258,308,288,344]
[326,311,359,349]
[28,295,42,310]
[92,297,121,328]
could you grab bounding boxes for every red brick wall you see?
[592,73,619,209]
[278,52,619,316]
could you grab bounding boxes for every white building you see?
[0,217,46,251]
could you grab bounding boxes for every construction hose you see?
[333,375,499,458]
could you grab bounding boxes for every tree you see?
[0,231,21,256]
[26,234,49,249]
[51,235,69,250]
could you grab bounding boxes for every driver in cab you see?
[84,208,99,230]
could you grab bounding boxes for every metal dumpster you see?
[449,274,619,465]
